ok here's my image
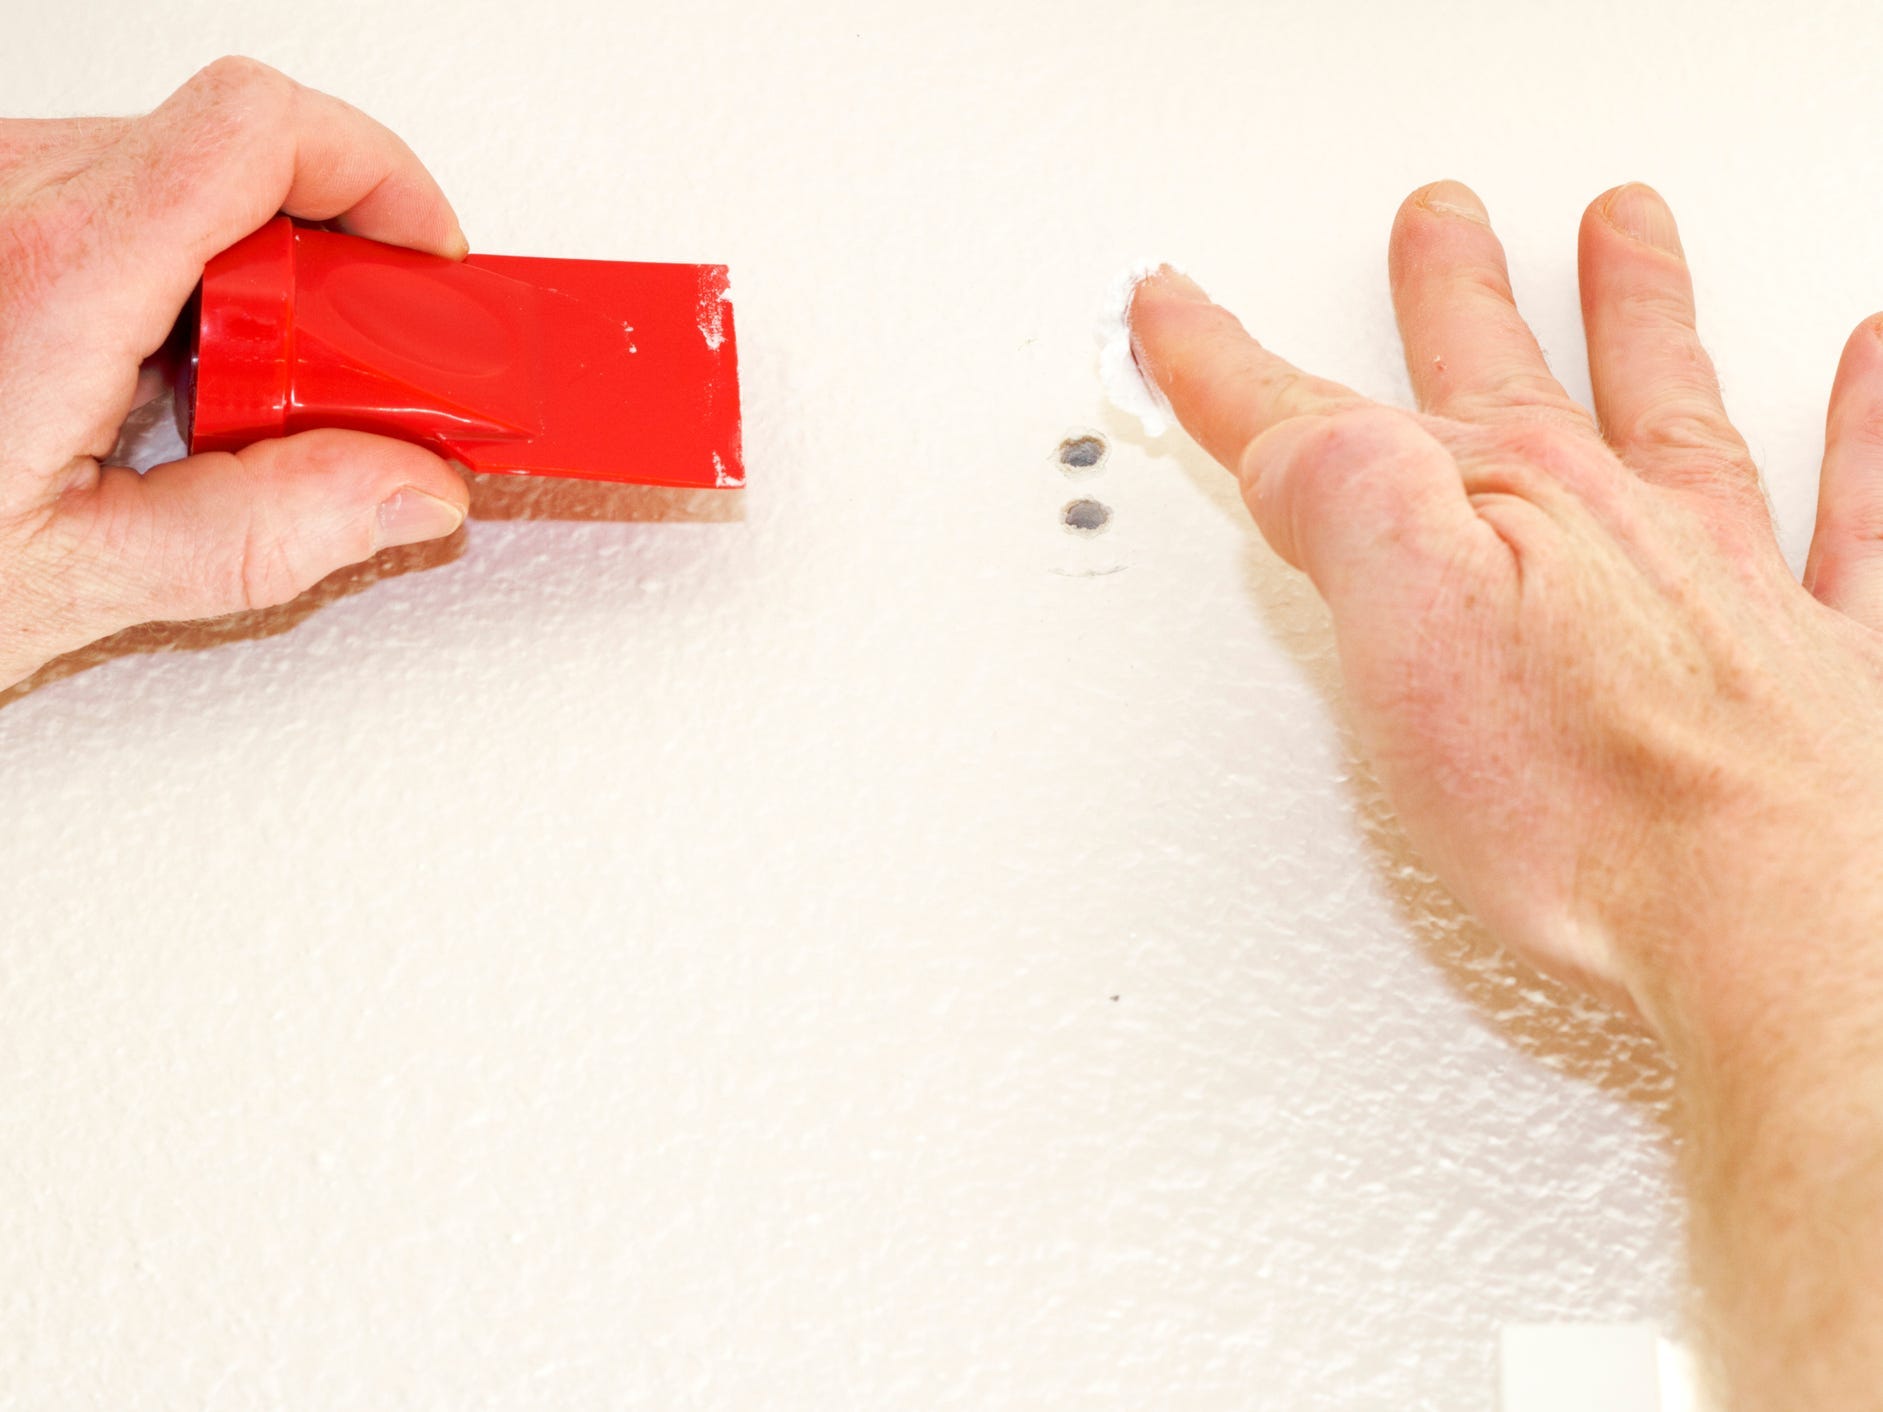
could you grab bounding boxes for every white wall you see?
[7,0,1864,1404]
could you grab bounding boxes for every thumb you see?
[55,429,468,631]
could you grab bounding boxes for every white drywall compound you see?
[8,0,1872,1404]
[1096,259,1181,436]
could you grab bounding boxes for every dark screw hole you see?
[1062,498,1112,534]
[1058,434,1107,470]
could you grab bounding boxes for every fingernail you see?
[1421,180,1489,225]
[447,226,470,260]
[1152,265,1210,300]
[375,486,464,549]
[1603,184,1683,256]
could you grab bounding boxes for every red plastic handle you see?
[188,218,742,489]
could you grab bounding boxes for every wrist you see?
[1621,883,1883,1404]
[1643,904,1883,1097]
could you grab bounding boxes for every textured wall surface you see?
[3,0,1871,1405]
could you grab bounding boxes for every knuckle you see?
[1484,369,1566,405]
[1308,405,1405,463]
[1448,371,1580,422]
[122,57,297,226]
[1450,264,1516,306]
[1838,406,1883,459]
[231,515,306,613]
[1851,420,1883,464]
[140,460,304,619]
[1615,399,1745,462]
[180,56,295,145]
[193,55,290,101]
[1254,406,1421,507]
[293,429,367,481]
[1241,412,1336,492]
[1613,281,1695,330]
[1258,366,1306,406]
[1471,419,1623,507]
[1274,414,1341,472]
[1817,488,1883,548]
[1492,419,1568,466]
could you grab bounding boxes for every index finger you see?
[1127,267,1365,470]
[80,56,467,359]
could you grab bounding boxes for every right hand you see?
[1129,182,1883,1051]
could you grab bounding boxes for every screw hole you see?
[1058,434,1108,471]
[1062,498,1112,534]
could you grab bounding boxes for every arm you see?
[0,57,471,692]
[1129,180,1883,1409]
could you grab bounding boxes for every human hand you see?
[0,57,471,692]
[1129,182,1883,1050]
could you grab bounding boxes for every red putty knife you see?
[184,217,742,489]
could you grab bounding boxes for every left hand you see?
[0,57,472,692]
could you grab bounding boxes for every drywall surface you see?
[5,0,1871,1405]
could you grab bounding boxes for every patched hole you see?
[1062,498,1112,534]
[1058,434,1108,471]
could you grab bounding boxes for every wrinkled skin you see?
[1131,183,1883,1050]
